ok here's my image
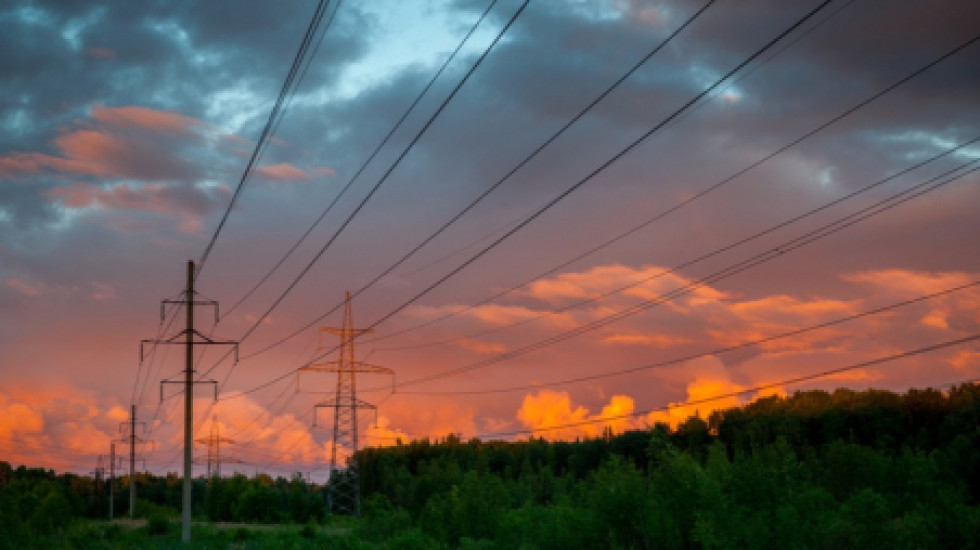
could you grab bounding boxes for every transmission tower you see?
[118,404,147,518]
[91,455,106,498]
[140,260,238,543]
[305,291,392,516]
[195,415,242,477]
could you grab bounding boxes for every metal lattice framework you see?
[195,415,241,477]
[307,292,392,515]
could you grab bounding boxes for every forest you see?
[2,383,979,549]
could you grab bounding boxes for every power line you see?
[304,0,833,353]
[380,132,980,354]
[205,0,534,387]
[220,0,502,323]
[227,1,838,399]
[132,298,182,408]
[227,133,978,402]
[366,28,980,347]
[136,336,980,475]
[236,0,719,362]
[378,159,979,392]
[471,333,980,439]
[196,0,337,277]
[157,1,349,451]
[398,280,980,395]
[137,0,342,450]
[371,0,858,297]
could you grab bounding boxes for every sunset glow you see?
[1,0,978,484]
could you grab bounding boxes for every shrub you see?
[145,513,170,536]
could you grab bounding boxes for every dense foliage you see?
[2,383,979,548]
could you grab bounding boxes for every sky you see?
[1,0,979,481]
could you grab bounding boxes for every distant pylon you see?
[118,404,147,518]
[91,455,106,498]
[305,292,392,516]
[194,415,241,477]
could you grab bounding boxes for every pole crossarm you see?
[161,295,221,325]
[160,379,218,401]
[140,331,239,364]
[195,436,237,445]
[118,422,147,438]
[192,456,244,465]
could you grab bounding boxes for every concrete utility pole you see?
[109,442,115,520]
[305,292,393,516]
[140,260,237,543]
[182,260,193,544]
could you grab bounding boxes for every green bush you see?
[133,498,174,519]
[145,513,170,536]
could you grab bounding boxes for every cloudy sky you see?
[1,0,978,480]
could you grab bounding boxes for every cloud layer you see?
[1,0,978,476]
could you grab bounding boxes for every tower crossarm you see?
[313,397,378,428]
[298,362,394,392]
[307,361,392,375]
[315,397,377,409]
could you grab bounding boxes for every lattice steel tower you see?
[195,415,241,477]
[307,291,392,516]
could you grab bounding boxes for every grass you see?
[12,518,365,550]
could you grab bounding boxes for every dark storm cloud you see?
[442,0,980,165]
[0,0,376,233]
[0,0,371,146]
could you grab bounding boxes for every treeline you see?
[0,465,326,546]
[2,383,979,548]
[353,383,980,548]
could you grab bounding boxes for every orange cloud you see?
[89,105,203,134]
[643,355,792,429]
[0,398,44,439]
[406,302,573,329]
[165,396,330,471]
[364,415,412,447]
[844,269,980,331]
[921,309,950,329]
[844,269,974,296]
[255,163,311,181]
[368,397,478,442]
[729,295,857,324]
[603,333,691,347]
[950,350,980,371]
[516,390,640,441]
[646,378,746,429]
[456,338,507,355]
[527,264,727,307]
[45,181,225,235]
[0,388,136,471]
[0,105,206,181]
[5,278,46,297]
